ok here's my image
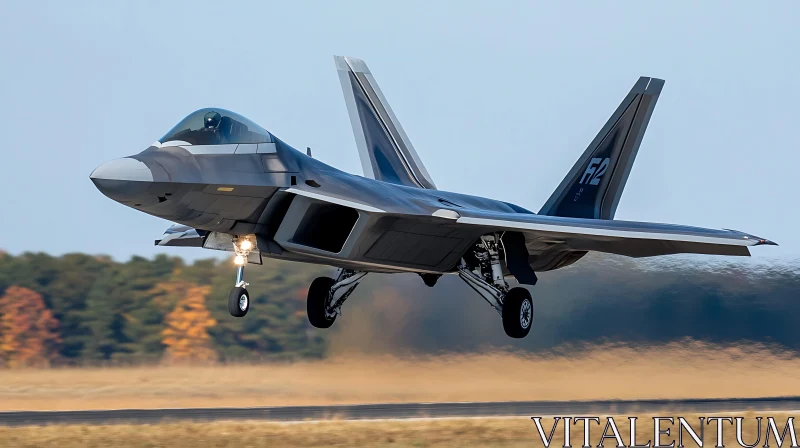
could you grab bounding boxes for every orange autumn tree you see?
[149,279,195,314]
[161,285,218,363]
[0,286,61,368]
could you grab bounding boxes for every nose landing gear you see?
[228,236,254,317]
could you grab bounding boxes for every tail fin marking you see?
[539,77,664,220]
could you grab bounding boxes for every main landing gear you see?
[225,232,533,339]
[307,268,367,328]
[228,236,254,317]
[457,234,534,338]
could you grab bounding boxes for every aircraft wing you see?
[451,208,775,259]
[280,185,774,277]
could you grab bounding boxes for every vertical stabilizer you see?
[539,77,664,219]
[335,55,436,189]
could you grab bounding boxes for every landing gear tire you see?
[228,286,250,317]
[307,276,336,329]
[502,287,533,339]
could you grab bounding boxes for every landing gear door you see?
[203,232,263,265]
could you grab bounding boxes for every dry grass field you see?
[0,341,797,411]
[0,413,787,448]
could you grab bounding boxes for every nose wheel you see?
[228,284,250,317]
[228,236,254,318]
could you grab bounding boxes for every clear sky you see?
[0,1,797,261]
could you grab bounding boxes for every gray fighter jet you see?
[90,56,775,338]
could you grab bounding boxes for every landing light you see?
[239,240,253,251]
[234,255,246,266]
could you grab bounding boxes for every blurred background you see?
[1,252,798,366]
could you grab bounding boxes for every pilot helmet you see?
[203,111,222,129]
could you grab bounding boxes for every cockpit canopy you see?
[159,108,274,146]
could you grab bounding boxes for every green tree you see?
[118,255,183,360]
[80,270,126,361]
[203,258,328,360]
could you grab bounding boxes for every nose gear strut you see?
[228,236,255,317]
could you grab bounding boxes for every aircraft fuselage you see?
[91,137,524,274]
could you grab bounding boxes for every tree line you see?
[0,250,798,367]
[0,251,329,366]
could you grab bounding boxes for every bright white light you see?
[234,255,246,266]
[239,240,253,251]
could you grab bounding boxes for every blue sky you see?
[0,1,797,261]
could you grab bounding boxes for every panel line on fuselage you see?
[284,187,386,213]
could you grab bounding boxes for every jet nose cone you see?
[90,157,154,203]
[90,157,154,182]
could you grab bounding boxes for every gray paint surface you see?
[90,59,775,277]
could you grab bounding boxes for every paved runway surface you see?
[1,397,798,426]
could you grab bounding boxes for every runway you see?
[1,397,799,426]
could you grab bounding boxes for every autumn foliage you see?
[161,285,218,364]
[2,251,800,366]
[0,286,60,368]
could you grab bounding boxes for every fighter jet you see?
[90,56,775,339]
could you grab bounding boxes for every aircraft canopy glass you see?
[159,108,274,145]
